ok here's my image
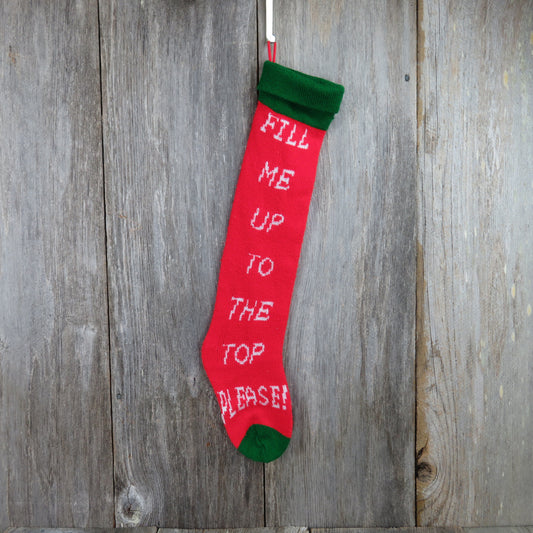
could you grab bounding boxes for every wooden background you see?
[0,0,531,529]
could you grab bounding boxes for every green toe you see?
[238,424,290,463]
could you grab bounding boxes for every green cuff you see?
[258,61,344,130]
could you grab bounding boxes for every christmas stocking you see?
[202,61,344,462]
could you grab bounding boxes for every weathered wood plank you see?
[312,529,456,533]
[312,529,533,533]
[260,0,417,526]
[312,529,458,533]
[161,529,308,533]
[4,529,156,533]
[417,0,533,525]
[0,0,113,529]
[6,528,533,533]
[5,528,276,533]
[99,0,262,527]
[3,529,305,533]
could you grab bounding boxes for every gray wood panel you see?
[0,0,113,529]
[416,0,533,525]
[312,529,458,533]
[313,529,533,533]
[3,1,533,528]
[5,529,533,533]
[99,0,263,527]
[162,529,307,533]
[259,0,417,526]
[4,530,156,533]
[4,529,304,533]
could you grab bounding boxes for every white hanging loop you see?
[266,0,277,62]
[266,0,275,43]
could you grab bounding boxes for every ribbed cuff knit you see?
[258,61,344,130]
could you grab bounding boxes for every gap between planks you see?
[4,526,533,533]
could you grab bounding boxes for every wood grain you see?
[6,528,533,533]
[2,0,533,528]
[314,529,533,533]
[416,0,533,525]
[4,530,156,533]
[161,529,307,533]
[313,529,459,533]
[0,0,113,529]
[99,0,263,527]
[259,0,417,526]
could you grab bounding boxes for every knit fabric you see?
[202,63,344,462]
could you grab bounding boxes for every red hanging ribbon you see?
[267,41,277,63]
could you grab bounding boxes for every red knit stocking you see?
[202,61,343,462]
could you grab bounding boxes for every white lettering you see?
[250,208,285,233]
[228,297,244,320]
[285,124,298,146]
[219,384,289,415]
[260,111,309,149]
[234,344,249,365]
[228,298,274,322]
[258,256,274,276]
[223,343,236,364]
[258,385,269,406]
[222,342,265,364]
[273,118,290,141]
[258,161,279,187]
[274,168,294,191]
[239,300,257,321]
[267,213,284,232]
[250,342,265,363]
[247,253,274,276]
[281,385,288,410]
[217,389,236,422]
[260,112,279,133]
[254,301,273,321]
[235,386,246,411]
[257,161,294,191]
[246,253,260,274]
[217,390,227,423]
[271,385,281,409]
[297,129,309,149]
[245,386,257,407]
[250,207,269,231]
